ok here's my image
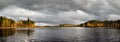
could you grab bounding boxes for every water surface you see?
[0,27,120,42]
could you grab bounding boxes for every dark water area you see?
[0,27,120,42]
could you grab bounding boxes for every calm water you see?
[0,27,120,42]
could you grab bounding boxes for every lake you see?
[0,27,120,42]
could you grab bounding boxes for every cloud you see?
[0,5,96,26]
[35,23,55,26]
[56,10,96,23]
[109,14,120,20]
[1,5,45,17]
[0,5,50,20]
[0,0,120,26]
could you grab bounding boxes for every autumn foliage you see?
[0,16,35,27]
[79,20,120,27]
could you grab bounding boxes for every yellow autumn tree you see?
[2,18,11,27]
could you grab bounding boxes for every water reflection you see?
[32,27,120,42]
[0,28,34,42]
[0,27,120,42]
[16,28,34,37]
[0,28,15,42]
[0,28,15,38]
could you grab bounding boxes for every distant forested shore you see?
[79,20,120,27]
[59,20,120,27]
[0,16,120,28]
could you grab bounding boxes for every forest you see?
[0,16,35,27]
[59,20,120,27]
[79,20,120,27]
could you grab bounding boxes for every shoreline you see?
[0,26,119,28]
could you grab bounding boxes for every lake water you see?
[0,27,120,42]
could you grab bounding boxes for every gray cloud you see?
[0,0,120,26]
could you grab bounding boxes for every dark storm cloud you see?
[0,0,120,26]
[13,0,78,11]
[0,0,15,9]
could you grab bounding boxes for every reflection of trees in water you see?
[0,28,15,42]
[0,28,15,38]
[0,28,34,42]
[16,29,34,37]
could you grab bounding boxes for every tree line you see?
[58,20,120,27]
[78,20,120,27]
[0,16,15,27]
[0,16,35,27]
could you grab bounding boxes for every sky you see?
[0,0,120,26]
